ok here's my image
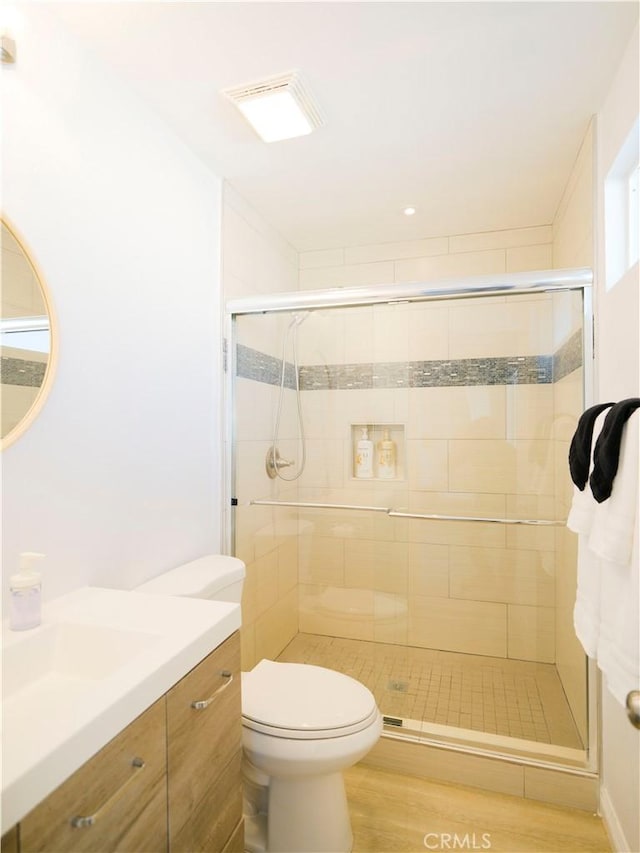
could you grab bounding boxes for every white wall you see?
[1,6,223,604]
[594,23,640,853]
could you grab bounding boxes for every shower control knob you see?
[266,448,295,479]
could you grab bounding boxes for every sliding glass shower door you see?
[230,277,591,765]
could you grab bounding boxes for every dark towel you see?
[569,402,615,489]
[589,398,640,502]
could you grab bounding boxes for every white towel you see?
[568,411,608,658]
[589,409,638,566]
[597,524,639,706]
[591,411,639,706]
[572,538,602,659]
[569,410,640,707]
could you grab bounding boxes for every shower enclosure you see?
[226,268,595,772]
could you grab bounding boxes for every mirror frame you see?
[1,216,59,450]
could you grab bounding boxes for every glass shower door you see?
[231,284,589,764]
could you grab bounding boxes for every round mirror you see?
[1,218,57,449]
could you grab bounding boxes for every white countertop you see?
[1,586,240,832]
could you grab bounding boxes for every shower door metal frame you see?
[226,266,592,316]
[224,266,597,775]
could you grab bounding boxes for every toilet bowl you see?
[242,659,382,852]
[135,555,382,853]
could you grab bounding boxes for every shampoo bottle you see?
[377,428,397,479]
[9,552,44,631]
[355,427,374,478]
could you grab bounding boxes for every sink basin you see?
[1,585,241,834]
[2,622,157,699]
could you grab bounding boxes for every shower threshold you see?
[380,714,586,768]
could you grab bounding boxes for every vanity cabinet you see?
[6,631,243,853]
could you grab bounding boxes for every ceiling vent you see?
[223,71,323,143]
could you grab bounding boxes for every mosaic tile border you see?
[1,356,46,388]
[236,343,297,388]
[298,355,553,389]
[553,329,583,382]
[237,332,582,390]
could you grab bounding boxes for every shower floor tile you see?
[278,633,583,750]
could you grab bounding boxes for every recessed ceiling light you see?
[403,207,416,216]
[224,71,323,143]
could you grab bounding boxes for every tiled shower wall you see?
[222,185,302,671]
[288,294,581,668]
[298,226,553,288]
[290,221,560,667]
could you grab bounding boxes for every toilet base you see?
[244,812,267,853]
[267,771,353,853]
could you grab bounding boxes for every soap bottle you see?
[354,427,374,478]
[377,428,397,479]
[9,552,44,631]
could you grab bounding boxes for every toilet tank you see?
[135,555,245,602]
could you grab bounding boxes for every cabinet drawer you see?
[167,631,242,852]
[19,698,167,853]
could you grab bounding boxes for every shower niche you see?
[351,423,405,481]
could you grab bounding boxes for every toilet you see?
[135,555,382,853]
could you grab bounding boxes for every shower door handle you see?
[626,691,640,729]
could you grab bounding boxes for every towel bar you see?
[248,499,563,525]
[386,511,560,525]
[249,500,390,512]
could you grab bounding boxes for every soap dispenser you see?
[354,426,374,479]
[377,428,397,479]
[9,552,44,630]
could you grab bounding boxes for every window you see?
[604,117,639,290]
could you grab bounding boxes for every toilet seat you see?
[242,660,378,740]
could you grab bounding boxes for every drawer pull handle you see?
[71,757,145,828]
[191,670,234,710]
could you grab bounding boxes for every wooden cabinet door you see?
[166,631,242,853]
[19,699,167,853]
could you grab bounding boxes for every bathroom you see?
[1,3,638,852]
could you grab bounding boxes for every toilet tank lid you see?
[136,555,245,598]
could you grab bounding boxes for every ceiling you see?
[49,2,637,252]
